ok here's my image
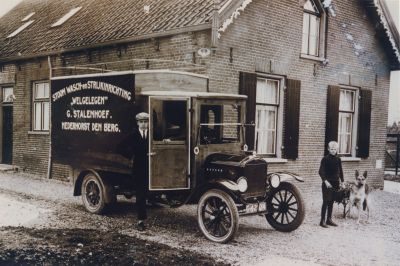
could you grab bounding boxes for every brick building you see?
[0,0,399,195]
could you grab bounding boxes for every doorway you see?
[2,87,13,164]
[149,97,191,190]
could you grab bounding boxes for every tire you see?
[197,189,239,243]
[81,173,107,214]
[265,182,305,232]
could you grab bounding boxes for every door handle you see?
[148,152,156,156]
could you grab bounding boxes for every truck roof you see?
[140,90,247,100]
[50,70,208,80]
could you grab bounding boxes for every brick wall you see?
[204,0,391,196]
[1,31,208,180]
[0,0,393,197]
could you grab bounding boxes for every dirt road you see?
[1,171,400,265]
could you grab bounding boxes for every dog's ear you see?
[363,171,367,178]
[355,170,359,178]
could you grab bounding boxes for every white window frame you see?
[2,87,14,103]
[51,7,82,27]
[7,20,34,38]
[255,75,284,157]
[300,0,327,61]
[21,12,35,22]
[32,81,50,131]
[338,86,359,156]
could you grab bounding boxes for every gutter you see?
[47,55,52,179]
[0,23,212,64]
[372,0,400,65]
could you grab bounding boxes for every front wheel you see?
[81,173,106,214]
[197,189,239,243]
[265,182,305,232]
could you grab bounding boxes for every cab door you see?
[149,97,191,190]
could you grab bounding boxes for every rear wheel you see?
[197,189,239,243]
[265,182,305,232]
[81,173,106,214]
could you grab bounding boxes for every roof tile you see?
[0,0,228,60]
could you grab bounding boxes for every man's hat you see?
[135,112,149,121]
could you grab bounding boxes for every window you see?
[7,20,34,38]
[200,104,241,144]
[255,78,281,155]
[152,100,187,142]
[33,82,50,131]
[338,88,358,155]
[51,7,82,27]
[326,85,373,158]
[21,12,35,22]
[2,87,14,103]
[301,0,326,59]
[240,72,300,160]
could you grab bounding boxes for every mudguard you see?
[212,179,241,192]
[268,171,304,183]
[74,169,115,203]
[187,179,241,205]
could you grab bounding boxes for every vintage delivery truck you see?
[51,70,305,243]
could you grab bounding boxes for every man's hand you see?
[324,180,332,189]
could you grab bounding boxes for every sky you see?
[386,0,400,124]
[0,0,400,123]
[0,0,21,18]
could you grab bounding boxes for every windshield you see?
[199,103,243,144]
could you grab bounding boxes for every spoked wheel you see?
[197,189,239,243]
[81,173,106,214]
[265,182,305,232]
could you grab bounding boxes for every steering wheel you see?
[202,128,218,144]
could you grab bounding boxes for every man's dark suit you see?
[119,128,149,220]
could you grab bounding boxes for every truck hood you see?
[204,153,266,168]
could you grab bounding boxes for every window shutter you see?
[324,85,340,155]
[283,79,301,159]
[239,72,257,150]
[357,89,372,158]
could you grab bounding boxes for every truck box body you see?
[50,70,208,173]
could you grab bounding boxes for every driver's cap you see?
[135,112,149,121]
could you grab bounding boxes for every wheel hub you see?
[279,202,289,213]
[86,181,100,206]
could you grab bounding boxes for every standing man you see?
[119,112,150,231]
[133,112,150,231]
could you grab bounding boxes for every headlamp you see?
[269,174,280,188]
[237,176,248,192]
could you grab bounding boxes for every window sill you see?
[340,157,361,162]
[263,158,288,164]
[300,54,325,62]
[28,130,49,135]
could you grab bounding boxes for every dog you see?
[348,170,370,224]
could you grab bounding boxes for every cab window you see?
[152,100,187,142]
[200,104,241,144]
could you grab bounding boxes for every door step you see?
[0,164,19,172]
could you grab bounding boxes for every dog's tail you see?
[363,199,367,211]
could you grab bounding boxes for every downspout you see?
[46,55,52,179]
[211,7,219,49]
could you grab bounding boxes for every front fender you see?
[189,179,241,204]
[268,171,304,183]
[212,179,241,192]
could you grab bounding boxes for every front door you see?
[2,106,13,164]
[149,97,190,190]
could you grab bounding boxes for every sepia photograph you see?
[0,0,400,265]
